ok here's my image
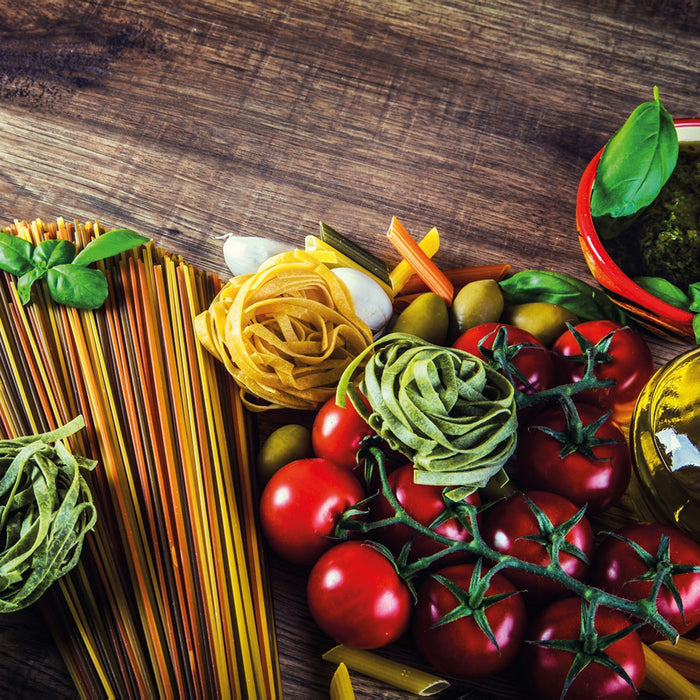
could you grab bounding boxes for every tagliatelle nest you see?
[338,333,518,496]
[195,249,374,411]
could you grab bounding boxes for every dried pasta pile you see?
[0,218,279,699]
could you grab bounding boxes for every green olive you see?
[502,302,579,346]
[392,292,449,344]
[449,279,504,340]
[256,423,312,483]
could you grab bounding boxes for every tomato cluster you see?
[458,319,653,513]
[257,320,700,698]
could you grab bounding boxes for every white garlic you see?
[331,267,393,333]
[222,235,295,276]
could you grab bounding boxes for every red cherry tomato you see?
[514,401,631,513]
[551,320,654,424]
[412,563,526,678]
[482,490,594,604]
[312,395,375,471]
[523,597,646,700]
[592,522,700,642]
[453,322,556,394]
[370,463,480,566]
[259,458,365,566]
[306,541,412,649]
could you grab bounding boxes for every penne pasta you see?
[329,662,356,700]
[388,226,440,294]
[322,645,449,697]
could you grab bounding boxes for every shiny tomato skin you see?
[482,491,594,604]
[370,463,480,566]
[312,395,375,471]
[452,322,556,394]
[412,563,526,678]
[515,402,631,513]
[306,541,412,649]
[259,458,365,566]
[523,597,645,700]
[551,320,654,423]
[592,522,700,642]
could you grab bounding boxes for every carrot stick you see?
[399,263,511,296]
[386,218,453,305]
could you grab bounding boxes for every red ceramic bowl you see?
[577,118,700,343]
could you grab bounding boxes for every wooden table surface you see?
[0,1,697,698]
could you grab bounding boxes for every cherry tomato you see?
[551,320,654,424]
[482,490,594,604]
[523,597,646,700]
[259,458,365,566]
[452,322,556,394]
[370,463,480,567]
[412,563,526,678]
[312,394,375,471]
[592,522,700,642]
[306,541,412,649]
[514,401,631,513]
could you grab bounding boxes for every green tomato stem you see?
[352,439,680,643]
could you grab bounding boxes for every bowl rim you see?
[576,117,700,325]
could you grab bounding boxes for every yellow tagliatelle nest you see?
[195,250,374,411]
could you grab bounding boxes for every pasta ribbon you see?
[195,249,373,411]
[337,333,517,495]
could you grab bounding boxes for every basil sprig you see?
[499,269,627,325]
[0,228,149,309]
[591,86,678,225]
[634,276,700,343]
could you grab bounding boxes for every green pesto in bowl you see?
[604,148,700,291]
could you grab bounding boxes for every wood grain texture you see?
[0,0,697,697]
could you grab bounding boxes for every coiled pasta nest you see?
[195,250,373,410]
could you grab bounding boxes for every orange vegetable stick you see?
[399,263,511,296]
[386,217,453,305]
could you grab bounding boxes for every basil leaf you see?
[633,276,691,310]
[694,314,700,345]
[72,229,149,266]
[47,265,109,309]
[591,87,678,220]
[0,233,34,277]
[499,270,627,324]
[688,282,700,313]
[32,239,76,270]
[16,267,46,305]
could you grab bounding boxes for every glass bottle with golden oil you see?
[629,346,700,542]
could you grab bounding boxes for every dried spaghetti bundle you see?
[195,249,373,411]
[0,217,279,699]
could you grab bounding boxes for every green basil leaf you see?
[0,233,34,277]
[72,229,149,266]
[688,282,700,313]
[16,267,46,305]
[46,265,109,309]
[499,270,627,324]
[591,87,678,220]
[633,276,691,310]
[32,240,76,270]
[694,314,700,345]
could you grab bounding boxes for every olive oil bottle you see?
[629,347,700,541]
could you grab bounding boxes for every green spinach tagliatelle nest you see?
[337,333,518,497]
[0,416,96,612]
